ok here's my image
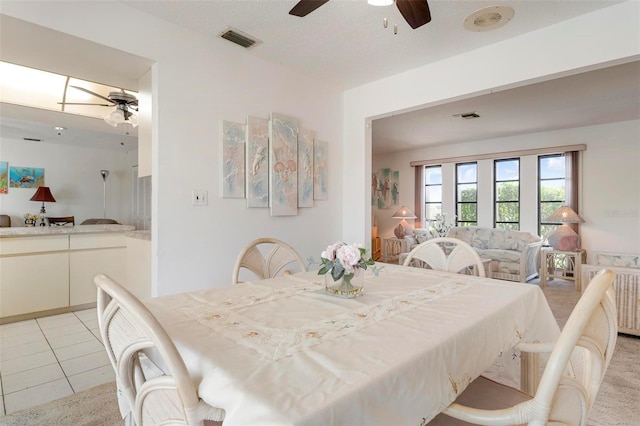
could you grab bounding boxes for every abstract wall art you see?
[373,168,399,209]
[313,140,328,201]
[269,113,299,216]
[221,120,246,199]
[246,116,269,208]
[297,128,314,207]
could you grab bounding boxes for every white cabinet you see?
[0,230,130,320]
[69,233,127,306]
[0,236,69,317]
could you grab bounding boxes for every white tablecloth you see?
[145,264,560,425]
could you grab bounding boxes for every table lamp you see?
[392,206,417,239]
[546,205,584,251]
[30,186,56,226]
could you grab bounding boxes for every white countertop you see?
[125,230,151,241]
[0,224,135,238]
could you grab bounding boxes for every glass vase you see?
[325,270,364,298]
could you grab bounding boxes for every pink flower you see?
[322,242,343,261]
[336,244,361,274]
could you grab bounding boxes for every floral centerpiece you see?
[318,242,375,298]
[24,213,39,227]
[430,213,455,238]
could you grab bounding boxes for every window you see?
[424,166,442,222]
[539,154,566,240]
[456,162,477,226]
[494,158,520,230]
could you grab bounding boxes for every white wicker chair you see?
[429,268,617,425]
[402,237,486,277]
[95,274,225,426]
[232,237,307,284]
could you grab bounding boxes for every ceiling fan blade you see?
[69,85,115,104]
[289,0,330,17]
[57,102,112,107]
[396,0,432,29]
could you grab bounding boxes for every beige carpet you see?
[0,382,121,426]
[1,279,638,425]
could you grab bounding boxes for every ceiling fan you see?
[289,0,432,29]
[60,85,139,127]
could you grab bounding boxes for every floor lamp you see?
[101,170,109,218]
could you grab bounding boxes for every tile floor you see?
[0,308,114,415]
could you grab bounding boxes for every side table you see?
[540,248,587,291]
[382,238,410,263]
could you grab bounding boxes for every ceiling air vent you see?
[219,28,261,49]
[453,112,480,120]
[23,137,42,142]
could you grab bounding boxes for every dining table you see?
[144,263,560,426]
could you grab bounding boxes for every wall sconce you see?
[392,206,417,239]
[546,205,585,251]
[30,186,56,226]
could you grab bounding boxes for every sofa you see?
[581,252,640,336]
[447,227,543,282]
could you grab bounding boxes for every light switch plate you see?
[192,190,208,206]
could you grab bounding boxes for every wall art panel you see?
[9,166,44,189]
[313,140,328,201]
[297,128,314,207]
[221,120,246,199]
[0,161,7,194]
[246,116,269,208]
[269,113,298,216]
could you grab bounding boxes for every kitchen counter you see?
[125,229,151,241]
[0,224,135,238]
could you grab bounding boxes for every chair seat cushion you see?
[428,376,531,425]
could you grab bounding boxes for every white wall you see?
[0,137,135,226]
[373,120,640,258]
[345,1,640,246]
[2,2,344,296]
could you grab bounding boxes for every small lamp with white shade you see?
[392,206,417,239]
[546,205,584,251]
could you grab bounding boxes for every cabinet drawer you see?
[0,235,68,256]
[70,233,126,250]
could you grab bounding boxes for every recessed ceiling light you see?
[464,6,514,32]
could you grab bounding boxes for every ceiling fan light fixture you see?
[104,107,125,127]
[126,112,139,128]
[368,0,394,6]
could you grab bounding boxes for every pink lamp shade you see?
[546,206,584,251]
[392,206,417,239]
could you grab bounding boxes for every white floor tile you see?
[0,320,40,338]
[36,313,82,330]
[67,364,115,393]
[90,328,103,343]
[60,350,111,377]
[74,308,97,321]
[46,329,99,349]
[0,349,57,375]
[40,322,88,338]
[0,339,51,362]
[53,339,104,361]
[3,378,73,414]
[0,330,46,349]
[2,362,65,394]
[81,318,99,330]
